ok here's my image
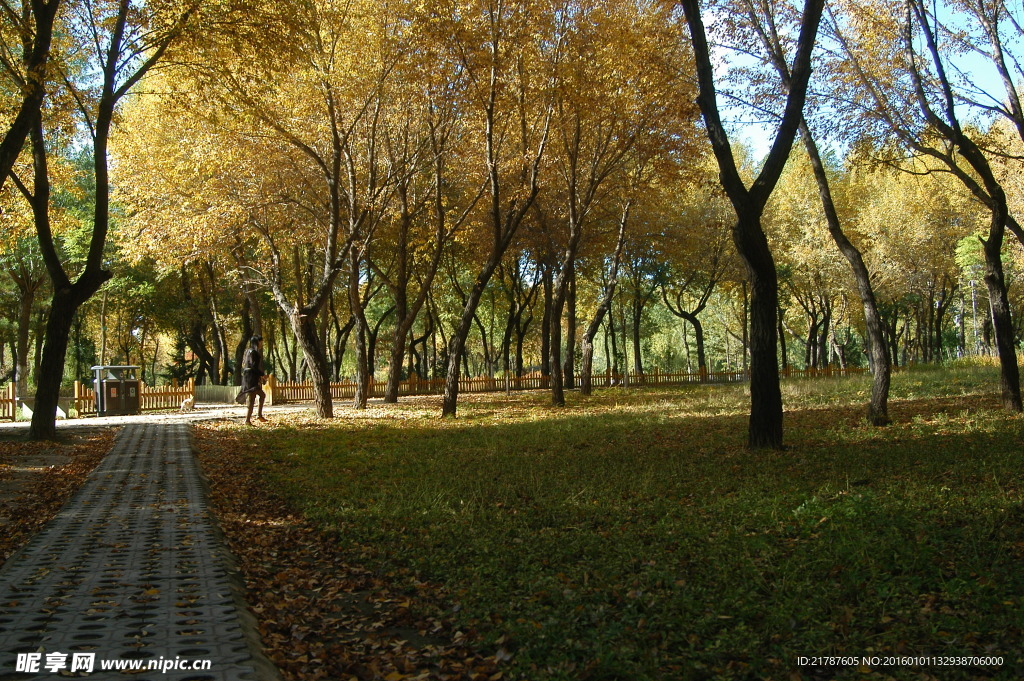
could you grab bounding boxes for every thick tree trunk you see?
[187,323,218,385]
[675,310,707,375]
[329,294,353,381]
[29,290,75,439]
[735,213,783,449]
[579,338,597,396]
[818,306,831,369]
[28,96,115,438]
[289,310,334,418]
[29,273,108,439]
[246,289,263,337]
[383,272,411,402]
[548,256,578,406]
[500,301,515,391]
[982,219,1023,411]
[384,323,407,403]
[473,310,494,378]
[681,0,822,449]
[514,327,526,377]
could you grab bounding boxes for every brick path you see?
[0,424,276,681]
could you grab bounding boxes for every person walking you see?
[237,335,268,425]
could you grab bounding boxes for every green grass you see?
[227,366,1024,680]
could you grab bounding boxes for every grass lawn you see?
[200,365,1023,681]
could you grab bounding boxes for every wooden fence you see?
[0,378,196,420]
[0,383,15,421]
[267,365,867,404]
[70,377,196,416]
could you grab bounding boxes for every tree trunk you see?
[348,253,370,409]
[540,265,553,380]
[289,309,334,418]
[581,299,616,397]
[233,299,253,385]
[778,306,788,373]
[580,206,629,395]
[473,311,494,378]
[384,320,407,403]
[29,281,108,438]
[676,310,707,375]
[619,293,629,384]
[631,296,644,379]
[366,307,392,383]
[100,288,108,365]
[608,301,618,376]
[735,213,783,449]
[514,325,526,378]
[442,257,503,417]
[383,250,412,401]
[187,322,218,385]
[982,219,1023,411]
[562,269,576,390]
[500,298,515,391]
[818,304,831,369]
[14,275,39,394]
[680,0,822,449]
[549,280,565,406]
[29,290,75,439]
[28,97,115,438]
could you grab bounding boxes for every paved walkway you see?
[0,403,311,434]
[0,423,278,681]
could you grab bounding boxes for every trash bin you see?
[91,366,142,416]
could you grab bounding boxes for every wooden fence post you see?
[266,374,276,406]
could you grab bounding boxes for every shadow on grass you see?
[238,390,1023,681]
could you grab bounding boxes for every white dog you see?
[180,396,195,412]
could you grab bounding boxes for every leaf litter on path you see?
[195,426,507,681]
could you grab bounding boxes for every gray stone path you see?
[0,403,311,434]
[0,424,276,681]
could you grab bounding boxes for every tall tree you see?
[434,0,559,417]
[829,0,1021,411]
[679,0,825,448]
[19,0,197,439]
[123,0,415,414]
[372,85,484,403]
[541,0,691,406]
[740,0,892,424]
